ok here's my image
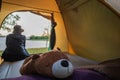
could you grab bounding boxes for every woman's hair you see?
[13,25,24,34]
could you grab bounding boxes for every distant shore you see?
[0,36,6,37]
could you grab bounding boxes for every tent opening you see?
[0,10,54,55]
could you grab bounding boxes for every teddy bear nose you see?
[61,60,69,67]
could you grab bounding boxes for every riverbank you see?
[0,47,48,56]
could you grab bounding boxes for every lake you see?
[0,37,49,50]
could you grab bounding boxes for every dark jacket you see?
[2,34,30,62]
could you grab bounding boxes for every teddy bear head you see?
[20,50,74,78]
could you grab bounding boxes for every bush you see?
[29,35,49,41]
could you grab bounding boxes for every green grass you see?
[27,48,49,54]
[0,48,49,56]
[0,51,3,56]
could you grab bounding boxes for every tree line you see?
[29,35,49,41]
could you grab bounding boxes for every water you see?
[0,37,49,50]
[0,37,6,50]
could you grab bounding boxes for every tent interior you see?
[0,0,120,79]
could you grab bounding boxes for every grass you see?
[27,48,49,54]
[0,48,49,56]
[0,51,3,56]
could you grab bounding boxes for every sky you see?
[0,11,51,37]
[105,0,120,13]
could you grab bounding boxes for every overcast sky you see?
[0,12,51,37]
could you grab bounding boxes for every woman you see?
[1,25,30,62]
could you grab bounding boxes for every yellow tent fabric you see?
[56,0,120,61]
[0,0,120,62]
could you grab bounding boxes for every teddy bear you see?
[1,49,112,80]
[20,49,74,79]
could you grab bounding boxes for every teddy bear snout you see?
[52,59,74,78]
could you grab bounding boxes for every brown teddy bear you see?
[20,50,74,79]
[2,49,112,80]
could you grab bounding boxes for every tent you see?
[0,0,120,79]
[0,0,120,62]
[0,0,120,63]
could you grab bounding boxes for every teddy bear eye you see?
[61,60,69,67]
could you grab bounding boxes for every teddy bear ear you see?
[32,54,40,60]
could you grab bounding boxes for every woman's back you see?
[1,25,30,62]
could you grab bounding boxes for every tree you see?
[1,14,20,32]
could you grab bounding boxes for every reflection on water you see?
[0,37,49,51]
